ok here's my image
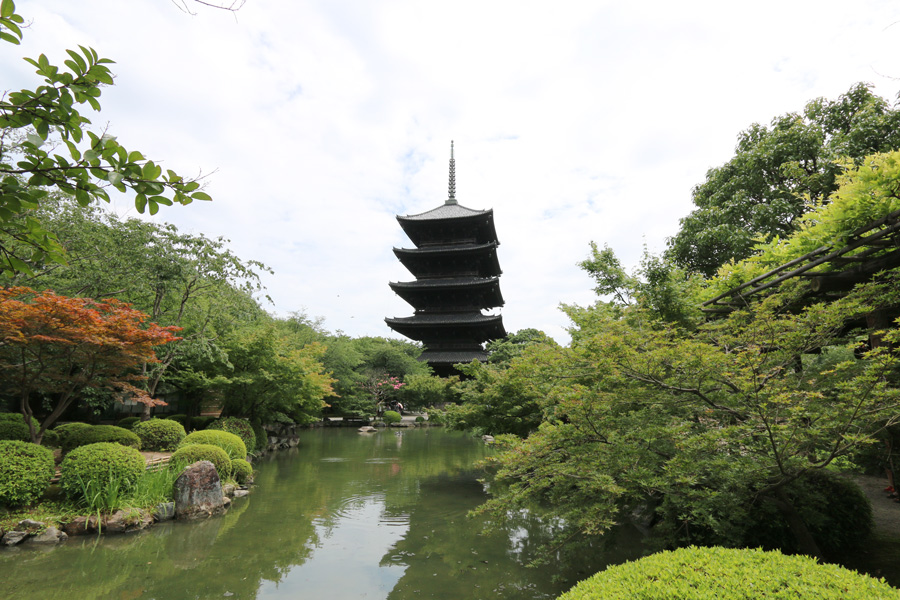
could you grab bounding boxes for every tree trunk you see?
[768,489,822,559]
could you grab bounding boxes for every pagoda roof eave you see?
[398,203,492,222]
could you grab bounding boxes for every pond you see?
[0,428,646,600]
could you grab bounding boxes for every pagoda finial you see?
[446,140,457,205]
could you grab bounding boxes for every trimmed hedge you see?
[251,422,267,452]
[179,430,247,460]
[172,444,232,479]
[208,417,256,453]
[59,442,146,501]
[132,418,186,451]
[116,416,141,430]
[231,458,253,484]
[0,420,31,442]
[191,416,215,431]
[0,441,55,507]
[556,546,900,600]
[383,410,402,425]
[0,415,58,446]
[62,424,142,453]
[54,422,92,449]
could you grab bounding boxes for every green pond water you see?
[0,428,645,600]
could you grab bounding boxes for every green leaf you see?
[135,193,147,213]
[0,0,15,19]
[107,171,123,186]
[191,191,212,202]
[142,161,162,180]
[0,30,19,45]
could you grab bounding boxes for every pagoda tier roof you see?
[389,277,504,310]
[397,203,498,247]
[384,312,506,343]
[393,242,501,278]
[419,349,490,365]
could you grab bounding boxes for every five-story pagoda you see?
[386,143,506,376]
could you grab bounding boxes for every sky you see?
[3,0,900,344]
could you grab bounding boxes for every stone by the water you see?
[174,460,225,520]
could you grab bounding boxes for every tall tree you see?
[668,83,900,276]
[0,287,180,443]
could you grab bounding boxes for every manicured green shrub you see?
[0,420,31,442]
[745,470,873,557]
[171,444,232,479]
[0,412,39,428]
[116,416,141,430]
[383,410,402,425]
[0,441,55,507]
[251,422,267,453]
[556,546,900,599]
[208,417,256,452]
[132,418,186,451]
[231,458,253,484]
[40,428,59,448]
[59,442,146,501]
[191,416,215,431]
[54,422,92,448]
[415,416,425,423]
[179,430,247,460]
[165,414,189,428]
[62,424,141,453]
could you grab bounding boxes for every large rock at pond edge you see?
[174,460,225,520]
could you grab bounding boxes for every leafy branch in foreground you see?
[0,0,211,275]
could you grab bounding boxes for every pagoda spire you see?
[446,140,457,205]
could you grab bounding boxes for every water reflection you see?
[0,429,642,600]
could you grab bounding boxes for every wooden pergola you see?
[702,208,900,315]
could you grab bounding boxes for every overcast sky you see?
[3,0,900,343]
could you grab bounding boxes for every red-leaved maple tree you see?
[0,287,181,444]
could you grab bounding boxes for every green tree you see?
[476,275,900,559]
[215,317,335,424]
[2,195,270,418]
[0,0,211,275]
[668,83,900,276]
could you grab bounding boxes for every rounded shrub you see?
[179,430,247,460]
[59,442,146,501]
[172,444,232,479]
[208,417,256,452]
[0,441,55,507]
[116,416,141,430]
[557,546,899,599]
[383,410,402,425]
[0,419,31,442]
[62,424,141,453]
[743,471,873,557]
[231,458,253,484]
[0,412,39,429]
[132,418,186,451]
[54,422,92,449]
[415,416,425,423]
[165,414,189,428]
[190,416,215,431]
[40,428,59,448]
[251,422,268,453]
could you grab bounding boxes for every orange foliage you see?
[0,287,181,441]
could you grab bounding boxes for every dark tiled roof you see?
[389,276,500,290]
[420,350,490,364]
[399,203,491,221]
[393,242,497,257]
[386,312,503,326]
